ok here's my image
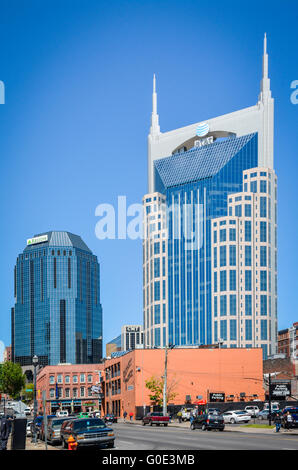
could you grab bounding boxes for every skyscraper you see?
[12,231,103,366]
[143,35,277,356]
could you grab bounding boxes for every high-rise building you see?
[121,325,144,351]
[143,35,277,356]
[12,231,103,366]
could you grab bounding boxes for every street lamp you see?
[32,355,39,443]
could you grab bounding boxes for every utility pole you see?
[162,346,168,416]
[268,373,272,426]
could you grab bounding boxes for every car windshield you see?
[51,419,68,427]
[74,419,106,431]
[151,413,163,416]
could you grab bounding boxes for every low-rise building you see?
[102,347,264,418]
[36,363,104,415]
[278,322,298,359]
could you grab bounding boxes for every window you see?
[250,181,257,193]
[88,387,92,397]
[155,328,161,347]
[261,320,267,340]
[154,281,160,301]
[214,321,218,342]
[260,181,267,193]
[245,320,252,341]
[260,197,267,217]
[154,242,160,254]
[57,374,62,384]
[50,389,55,398]
[213,231,217,243]
[220,271,227,291]
[154,258,160,277]
[245,295,252,316]
[220,229,226,242]
[80,374,85,383]
[235,205,242,217]
[229,270,236,291]
[245,221,251,241]
[88,374,93,383]
[154,304,160,324]
[229,246,236,266]
[260,271,267,291]
[245,204,251,217]
[230,320,237,341]
[260,295,267,316]
[245,271,252,291]
[80,387,85,397]
[65,375,70,384]
[49,376,55,385]
[220,320,227,340]
[214,297,218,317]
[73,375,78,384]
[245,245,251,266]
[260,221,267,242]
[220,295,227,316]
[65,388,70,398]
[229,228,236,241]
[260,246,267,267]
[230,295,236,316]
[73,388,78,398]
[213,247,217,268]
[213,272,217,293]
[220,246,226,267]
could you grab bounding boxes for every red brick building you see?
[36,363,104,415]
[278,322,298,358]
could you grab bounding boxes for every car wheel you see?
[156,423,160,426]
[63,439,68,449]
[190,423,195,430]
[230,418,235,424]
[219,428,224,432]
[142,421,145,426]
[202,424,207,431]
[150,421,153,426]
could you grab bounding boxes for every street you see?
[104,423,298,451]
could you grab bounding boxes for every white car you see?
[56,410,69,418]
[24,407,31,416]
[26,421,33,437]
[244,406,260,417]
[222,410,251,424]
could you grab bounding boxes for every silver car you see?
[222,410,251,424]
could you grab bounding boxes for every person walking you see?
[177,410,182,423]
[129,412,133,422]
[285,411,293,431]
[274,412,282,433]
[0,415,11,451]
[123,411,127,423]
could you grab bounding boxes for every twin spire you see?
[150,34,271,135]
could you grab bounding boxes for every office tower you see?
[211,167,277,358]
[143,35,277,356]
[12,231,103,366]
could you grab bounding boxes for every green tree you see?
[145,376,177,406]
[22,383,34,403]
[0,361,25,399]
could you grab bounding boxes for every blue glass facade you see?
[12,231,102,366]
[154,133,258,346]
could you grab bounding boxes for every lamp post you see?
[32,355,38,443]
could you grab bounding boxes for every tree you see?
[145,376,177,406]
[22,383,34,403]
[0,361,25,399]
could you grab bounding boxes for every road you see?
[108,423,298,450]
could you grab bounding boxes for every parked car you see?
[56,410,69,418]
[78,412,90,419]
[104,414,118,424]
[281,407,298,428]
[61,418,115,449]
[60,418,78,447]
[258,409,280,420]
[222,410,251,424]
[245,406,260,417]
[36,415,56,440]
[208,408,221,415]
[190,412,225,431]
[45,417,72,444]
[142,412,170,427]
[263,402,280,412]
[179,408,193,421]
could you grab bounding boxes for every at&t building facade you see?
[143,35,277,358]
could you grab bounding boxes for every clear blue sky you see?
[0,0,297,353]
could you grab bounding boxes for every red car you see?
[142,412,170,427]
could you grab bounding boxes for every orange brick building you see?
[103,348,264,418]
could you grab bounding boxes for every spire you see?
[150,73,160,136]
[259,33,271,102]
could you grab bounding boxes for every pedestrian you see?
[177,411,182,423]
[285,411,293,431]
[274,413,282,433]
[129,412,133,421]
[123,411,127,422]
[0,415,11,451]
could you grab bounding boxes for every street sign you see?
[209,392,225,402]
[270,382,291,399]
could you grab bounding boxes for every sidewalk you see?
[120,418,298,435]
[8,437,59,450]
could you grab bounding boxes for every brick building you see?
[278,322,298,359]
[36,363,104,414]
[102,347,264,418]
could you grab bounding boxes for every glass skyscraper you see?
[143,35,277,356]
[12,231,103,366]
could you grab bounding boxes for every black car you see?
[104,414,118,424]
[190,412,225,431]
[61,418,115,449]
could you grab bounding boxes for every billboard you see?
[269,382,291,399]
[209,392,225,402]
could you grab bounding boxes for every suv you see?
[46,417,72,445]
[245,406,260,417]
[61,418,115,449]
[190,412,225,431]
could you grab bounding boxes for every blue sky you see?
[0,0,297,353]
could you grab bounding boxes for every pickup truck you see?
[142,412,170,427]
